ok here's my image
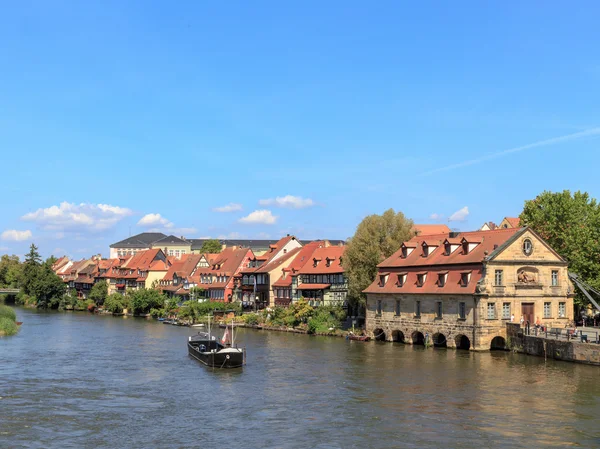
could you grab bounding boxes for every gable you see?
[489,228,565,264]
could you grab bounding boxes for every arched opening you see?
[392,330,405,343]
[490,336,507,351]
[373,328,386,341]
[412,331,425,345]
[433,332,447,348]
[455,334,471,350]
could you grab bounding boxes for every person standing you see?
[520,316,525,327]
[511,314,515,323]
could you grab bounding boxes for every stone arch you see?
[373,328,386,341]
[455,334,471,350]
[490,336,507,351]
[433,332,447,348]
[412,331,425,345]
[392,330,405,343]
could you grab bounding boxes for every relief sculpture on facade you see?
[517,268,537,284]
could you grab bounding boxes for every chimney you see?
[449,231,460,238]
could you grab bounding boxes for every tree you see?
[31,264,67,308]
[22,244,42,297]
[0,255,22,288]
[130,288,166,315]
[344,209,415,307]
[89,280,108,306]
[200,239,222,254]
[520,190,600,307]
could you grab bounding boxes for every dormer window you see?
[379,273,389,287]
[401,246,407,258]
[460,272,471,287]
[326,258,332,267]
[416,273,426,287]
[444,243,451,256]
[462,241,469,255]
[396,273,406,287]
[422,243,429,257]
[437,273,447,287]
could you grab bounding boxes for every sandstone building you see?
[364,227,574,350]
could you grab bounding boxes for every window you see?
[422,244,429,257]
[523,239,533,256]
[169,250,174,256]
[495,270,503,286]
[462,241,469,255]
[437,273,446,287]
[487,303,496,319]
[460,273,470,287]
[395,300,401,316]
[379,275,386,287]
[397,274,405,287]
[181,250,186,255]
[551,270,559,287]
[376,300,382,315]
[444,243,451,256]
[559,302,566,318]
[544,302,551,318]
[401,247,407,258]
[417,274,425,287]
[436,301,443,318]
[459,302,466,319]
[502,302,511,319]
[415,300,421,317]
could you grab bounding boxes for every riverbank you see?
[0,304,20,336]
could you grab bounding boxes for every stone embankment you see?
[506,323,600,366]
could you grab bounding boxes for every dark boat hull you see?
[347,335,371,342]
[187,340,245,369]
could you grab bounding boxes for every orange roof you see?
[413,224,451,236]
[364,267,483,294]
[297,246,345,275]
[162,254,202,281]
[122,249,166,271]
[505,217,521,228]
[377,228,521,269]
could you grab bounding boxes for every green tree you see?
[200,239,222,254]
[0,255,22,288]
[22,244,42,297]
[520,190,600,307]
[89,280,108,306]
[344,209,415,307]
[104,293,126,314]
[31,264,67,308]
[130,288,166,315]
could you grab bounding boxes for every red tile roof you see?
[272,242,323,287]
[413,224,451,236]
[297,246,345,275]
[505,217,521,228]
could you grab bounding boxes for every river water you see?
[1,307,600,449]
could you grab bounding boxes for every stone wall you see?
[506,323,600,366]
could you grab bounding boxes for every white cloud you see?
[138,213,174,229]
[239,210,278,225]
[449,206,469,222]
[429,213,443,221]
[1,229,32,241]
[213,203,243,213]
[259,195,315,209]
[0,246,10,252]
[137,213,196,236]
[217,232,244,239]
[22,202,132,233]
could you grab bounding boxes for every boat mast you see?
[208,314,211,341]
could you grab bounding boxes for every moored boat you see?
[346,333,370,342]
[187,316,245,369]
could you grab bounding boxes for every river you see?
[1,307,600,448]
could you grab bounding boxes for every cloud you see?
[239,210,278,225]
[449,207,469,222]
[429,213,443,221]
[217,232,244,239]
[138,213,173,228]
[1,229,32,241]
[423,126,600,175]
[22,202,132,233]
[0,246,10,251]
[213,203,243,213]
[259,195,315,209]
[137,213,196,235]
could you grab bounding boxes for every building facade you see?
[364,227,574,351]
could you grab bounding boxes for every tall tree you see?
[344,209,415,307]
[520,190,600,306]
[22,244,42,296]
[0,255,22,288]
[200,239,222,254]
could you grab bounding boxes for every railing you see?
[523,325,599,344]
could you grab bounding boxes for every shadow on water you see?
[1,306,600,448]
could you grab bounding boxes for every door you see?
[521,303,534,325]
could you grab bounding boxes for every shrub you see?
[104,293,125,314]
[0,317,18,336]
[242,314,259,326]
[0,305,17,322]
[150,308,166,318]
[307,306,345,334]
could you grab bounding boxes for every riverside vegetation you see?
[0,304,19,336]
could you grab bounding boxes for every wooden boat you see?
[16,321,23,326]
[346,333,370,342]
[187,317,245,369]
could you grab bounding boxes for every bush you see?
[150,308,166,318]
[104,293,125,314]
[0,305,17,322]
[242,314,259,325]
[0,316,18,336]
[307,306,345,334]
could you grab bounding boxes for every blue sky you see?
[1,1,599,259]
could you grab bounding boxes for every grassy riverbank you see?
[0,304,19,336]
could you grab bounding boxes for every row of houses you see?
[53,235,351,309]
